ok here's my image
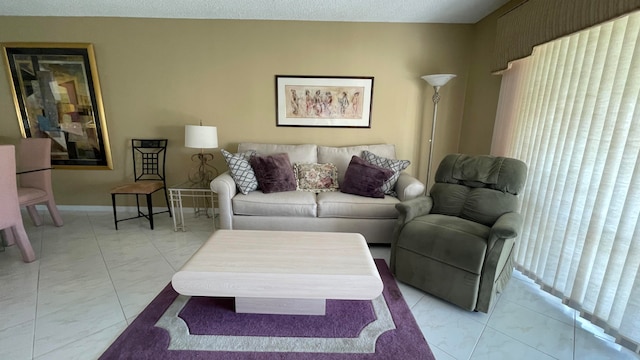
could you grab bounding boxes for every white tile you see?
[36,276,118,318]
[147,230,207,253]
[126,313,140,325]
[98,236,161,269]
[37,254,110,290]
[412,295,486,360]
[158,241,204,270]
[107,256,175,318]
[574,321,640,360]
[429,345,457,360]
[0,262,39,330]
[39,236,103,268]
[0,242,41,268]
[500,276,576,326]
[107,256,174,288]
[4,209,640,360]
[33,294,124,357]
[395,281,426,309]
[471,326,556,360]
[487,299,574,360]
[511,268,533,282]
[0,320,34,360]
[0,289,38,331]
[368,244,391,264]
[35,321,127,360]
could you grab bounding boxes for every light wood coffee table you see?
[171,229,382,315]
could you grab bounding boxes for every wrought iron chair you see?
[110,139,171,230]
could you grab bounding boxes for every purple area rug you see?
[100,259,435,359]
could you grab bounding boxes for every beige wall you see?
[0,17,475,205]
[459,0,523,155]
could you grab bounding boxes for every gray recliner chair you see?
[390,153,527,313]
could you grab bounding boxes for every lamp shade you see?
[421,74,457,87]
[185,125,218,149]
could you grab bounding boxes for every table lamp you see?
[185,123,219,186]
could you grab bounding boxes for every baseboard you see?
[35,204,218,214]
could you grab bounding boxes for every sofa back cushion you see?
[318,144,396,184]
[238,143,317,164]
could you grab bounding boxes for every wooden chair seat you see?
[110,181,164,195]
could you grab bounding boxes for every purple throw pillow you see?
[249,153,297,193]
[340,156,394,198]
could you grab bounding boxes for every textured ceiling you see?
[0,0,511,24]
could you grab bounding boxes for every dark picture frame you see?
[275,75,374,128]
[1,42,113,169]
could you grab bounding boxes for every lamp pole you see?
[421,74,456,191]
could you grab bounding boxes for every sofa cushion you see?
[238,143,318,164]
[340,156,394,199]
[220,149,258,195]
[232,190,317,217]
[317,192,400,219]
[318,144,397,184]
[249,153,297,193]
[362,150,410,196]
[293,163,339,192]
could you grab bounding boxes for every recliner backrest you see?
[430,154,527,227]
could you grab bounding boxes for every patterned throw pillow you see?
[361,150,410,196]
[293,163,339,192]
[220,149,258,195]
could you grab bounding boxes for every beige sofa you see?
[210,143,425,243]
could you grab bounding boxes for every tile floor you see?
[1,209,639,360]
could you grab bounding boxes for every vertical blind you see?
[492,11,640,352]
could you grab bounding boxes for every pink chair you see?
[17,138,63,227]
[0,145,36,262]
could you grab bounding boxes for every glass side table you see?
[169,181,217,232]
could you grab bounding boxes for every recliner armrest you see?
[395,196,433,225]
[395,173,426,201]
[488,212,522,249]
[210,171,237,229]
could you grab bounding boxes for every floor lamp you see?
[185,123,219,187]
[421,73,456,191]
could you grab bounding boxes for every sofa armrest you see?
[395,172,426,201]
[210,171,237,229]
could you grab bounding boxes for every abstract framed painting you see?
[1,42,113,169]
[275,75,374,128]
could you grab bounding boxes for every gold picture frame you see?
[1,42,113,169]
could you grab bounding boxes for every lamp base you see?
[188,152,219,188]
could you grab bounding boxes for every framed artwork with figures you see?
[275,75,374,128]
